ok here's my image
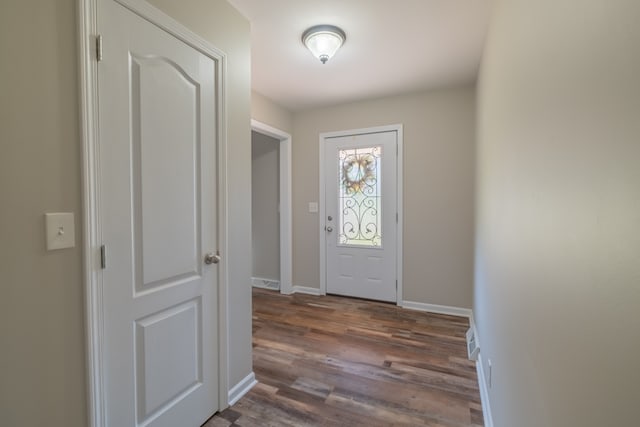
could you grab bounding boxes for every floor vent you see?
[466,327,479,361]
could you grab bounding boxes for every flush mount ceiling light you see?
[302,25,346,64]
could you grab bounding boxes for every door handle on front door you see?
[204,252,221,265]
[326,226,333,232]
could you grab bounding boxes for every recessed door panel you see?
[338,254,354,279]
[365,256,383,281]
[135,299,202,422]
[131,55,201,293]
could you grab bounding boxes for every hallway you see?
[207,288,483,426]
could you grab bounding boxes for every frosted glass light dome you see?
[302,25,346,64]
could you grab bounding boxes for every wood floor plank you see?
[204,289,484,427]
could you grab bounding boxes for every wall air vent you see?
[251,277,281,291]
[466,327,480,361]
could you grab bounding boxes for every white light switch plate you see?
[308,202,318,213]
[45,212,75,250]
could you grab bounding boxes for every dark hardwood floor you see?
[205,288,484,427]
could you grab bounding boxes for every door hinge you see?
[396,212,398,223]
[396,280,398,289]
[96,35,103,62]
[100,244,106,269]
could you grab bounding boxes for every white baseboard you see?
[228,372,257,406]
[251,277,280,291]
[476,352,494,427]
[401,300,472,318]
[291,285,322,295]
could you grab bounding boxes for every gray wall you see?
[292,87,476,308]
[251,131,280,281]
[0,0,252,425]
[475,1,640,426]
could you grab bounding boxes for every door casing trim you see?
[250,119,293,295]
[78,1,230,425]
[318,124,404,305]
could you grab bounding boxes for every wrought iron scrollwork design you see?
[338,146,382,246]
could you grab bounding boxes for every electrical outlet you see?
[488,359,493,388]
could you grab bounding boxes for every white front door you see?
[99,0,219,425]
[324,130,398,302]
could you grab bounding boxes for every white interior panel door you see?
[98,0,219,425]
[324,131,398,302]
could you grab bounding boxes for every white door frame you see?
[250,119,293,295]
[78,1,229,425]
[319,124,404,305]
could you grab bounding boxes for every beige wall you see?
[0,1,85,425]
[251,131,280,280]
[292,87,476,307]
[0,1,252,425]
[251,90,293,133]
[475,1,640,426]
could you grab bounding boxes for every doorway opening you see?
[250,120,292,294]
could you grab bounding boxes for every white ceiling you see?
[227,0,490,112]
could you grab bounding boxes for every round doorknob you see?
[326,226,333,232]
[204,253,221,265]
